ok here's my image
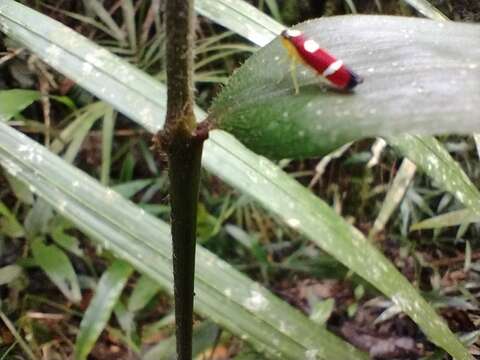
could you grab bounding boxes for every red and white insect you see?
[280,29,363,92]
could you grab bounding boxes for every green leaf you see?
[50,102,110,157]
[24,199,53,238]
[100,107,116,185]
[370,159,416,237]
[3,171,34,204]
[411,209,479,231]
[112,179,154,199]
[141,313,175,339]
[127,274,162,313]
[83,0,126,44]
[113,300,136,338]
[211,17,480,159]
[31,238,82,303]
[50,221,83,257]
[0,89,40,121]
[0,265,23,285]
[0,201,24,238]
[62,105,103,163]
[195,0,284,46]
[74,260,133,360]
[309,299,335,326]
[388,135,480,216]
[121,0,137,51]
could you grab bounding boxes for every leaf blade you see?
[31,238,82,303]
[0,89,40,121]
[74,260,133,360]
[211,16,480,159]
[402,0,449,20]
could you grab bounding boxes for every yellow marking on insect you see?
[281,37,307,67]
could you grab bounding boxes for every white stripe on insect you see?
[303,39,320,53]
[322,60,343,77]
[284,29,302,37]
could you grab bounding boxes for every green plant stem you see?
[163,0,205,359]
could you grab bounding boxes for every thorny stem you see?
[159,0,207,359]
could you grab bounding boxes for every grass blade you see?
[31,238,82,303]
[388,135,480,216]
[195,0,284,46]
[83,0,126,44]
[121,0,137,51]
[370,159,417,238]
[127,274,162,313]
[100,107,115,185]
[401,0,449,20]
[411,209,479,231]
[75,260,133,360]
[0,311,36,360]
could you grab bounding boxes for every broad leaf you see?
[211,16,480,159]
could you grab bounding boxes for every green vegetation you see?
[0,0,479,359]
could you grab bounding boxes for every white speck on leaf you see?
[243,289,269,312]
[305,349,319,360]
[287,218,301,228]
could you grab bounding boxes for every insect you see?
[280,29,363,93]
